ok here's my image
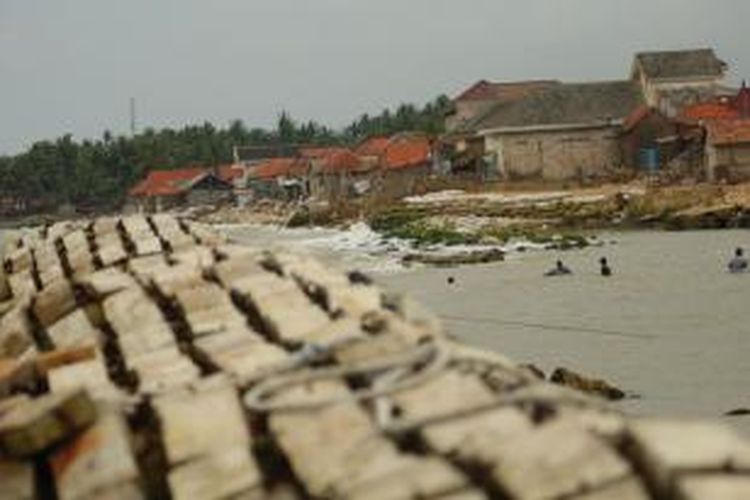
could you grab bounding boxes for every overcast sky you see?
[1,0,748,154]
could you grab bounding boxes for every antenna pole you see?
[130,97,137,136]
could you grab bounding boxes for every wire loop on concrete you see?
[242,339,451,413]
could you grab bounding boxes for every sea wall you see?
[0,215,749,499]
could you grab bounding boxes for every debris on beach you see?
[403,247,506,267]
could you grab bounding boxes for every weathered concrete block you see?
[0,389,97,458]
[126,255,169,283]
[7,270,36,299]
[0,460,34,500]
[628,419,750,495]
[77,268,137,299]
[5,248,32,274]
[46,309,103,351]
[154,385,251,465]
[0,302,34,358]
[570,476,650,500]
[149,263,204,298]
[32,279,78,328]
[95,233,128,268]
[168,448,264,500]
[175,284,247,337]
[50,412,142,500]
[0,358,36,398]
[48,355,129,405]
[272,378,473,499]
[196,333,287,384]
[171,247,214,270]
[92,217,119,237]
[492,420,632,500]
[677,474,750,500]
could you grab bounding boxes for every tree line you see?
[0,95,451,214]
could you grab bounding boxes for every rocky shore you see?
[194,183,750,268]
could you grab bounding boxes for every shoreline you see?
[192,182,750,269]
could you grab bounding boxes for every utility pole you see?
[129,97,137,136]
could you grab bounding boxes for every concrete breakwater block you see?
[50,412,142,500]
[0,215,750,498]
[0,389,96,458]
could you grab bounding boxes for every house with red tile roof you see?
[247,157,311,200]
[679,101,740,124]
[128,166,239,212]
[383,134,433,199]
[619,106,690,171]
[240,137,435,203]
[443,48,735,182]
[705,119,750,182]
[304,147,373,201]
[355,137,390,158]
[678,82,750,124]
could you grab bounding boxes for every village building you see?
[304,148,369,202]
[619,105,697,173]
[461,81,644,181]
[631,48,729,115]
[247,158,311,201]
[678,82,750,124]
[442,47,738,183]
[128,166,241,212]
[243,135,435,203]
[705,120,750,182]
[353,134,435,199]
[374,133,434,199]
[697,84,750,182]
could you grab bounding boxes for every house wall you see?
[707,143,750,182]
[309,171,381,202]
[127,195,185,214]
[484,127,622,181]
[372,165,431,200]
[640,75,724,112]
[251,178,307,201]
[620,112,681,169]
[310,174,348,202]
[186,189,233,207]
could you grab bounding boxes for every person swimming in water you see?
[728,247,748,273]
[545,260,572,276]
[600,257,612,277]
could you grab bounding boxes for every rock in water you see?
[725,408,750,417]
[550,367,626,401]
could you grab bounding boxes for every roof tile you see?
[707,120,750,146]
[129,166,240,197]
